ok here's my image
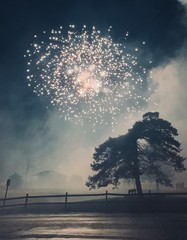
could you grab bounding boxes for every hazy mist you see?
[0,0,187,194]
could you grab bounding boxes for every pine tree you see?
[86,112,186,194]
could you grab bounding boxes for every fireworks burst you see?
[25,25,151,130]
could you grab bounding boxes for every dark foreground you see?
[2,195,187,214]
[0,213,187,240]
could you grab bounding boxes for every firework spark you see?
[25,25,151,130]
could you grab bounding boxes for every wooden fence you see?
[1,191,187,211]
[0,191,111,209]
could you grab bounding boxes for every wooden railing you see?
[1,191,187,210]
[0,191,112,209]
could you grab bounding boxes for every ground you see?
[0,213,187,239]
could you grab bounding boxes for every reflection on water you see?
[0,213,187,239]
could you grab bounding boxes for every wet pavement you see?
[0,213,187,239]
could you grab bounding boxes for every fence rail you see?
[1,191,187,211]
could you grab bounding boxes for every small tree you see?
[86,112,186,194]
[9,172,23,189]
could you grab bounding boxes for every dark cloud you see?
[0,0,186,117]
[0,0,186,59]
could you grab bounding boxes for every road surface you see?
[0,213,187,239]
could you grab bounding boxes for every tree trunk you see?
[156,179,160,192]
[135,173,142,194]
[132,139,143,195]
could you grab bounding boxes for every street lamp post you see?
[3,179,11,208]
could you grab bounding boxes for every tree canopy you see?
[86,112,186,194]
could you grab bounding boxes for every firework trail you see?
[25,25,151,130]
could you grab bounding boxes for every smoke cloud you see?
[179,0,187,5]
[1,0,187,193]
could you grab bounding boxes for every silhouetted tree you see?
[86,112,186,194]
[9,172,23,189]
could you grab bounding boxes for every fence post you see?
[65,192,68,210]
[105,190,108,211]
[105,190,108,202]
[149,190,151,199]
[25,193,29,209]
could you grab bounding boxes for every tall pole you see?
[3,179,11,208]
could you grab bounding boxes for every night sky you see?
[0,0,187,188]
